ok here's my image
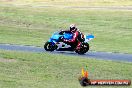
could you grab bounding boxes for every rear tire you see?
[44,42,57,51]
[75,43,89,54]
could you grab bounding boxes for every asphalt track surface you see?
[0,44,132,62]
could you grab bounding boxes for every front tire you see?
[44,42,57,51]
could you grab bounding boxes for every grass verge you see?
[0,50,132,88]
[1,0,132,6]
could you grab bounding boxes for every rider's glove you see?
[59,36,64,42]
[59,30,64,35]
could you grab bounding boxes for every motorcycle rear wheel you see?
[75,43,89,54]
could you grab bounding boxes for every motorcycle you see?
[44,31,94,54]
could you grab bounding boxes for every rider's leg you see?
[76,41,81,50]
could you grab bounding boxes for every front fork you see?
[47,39,58,49]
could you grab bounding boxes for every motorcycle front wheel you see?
[44,42,57,51]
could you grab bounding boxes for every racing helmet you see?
[70,24,77,32]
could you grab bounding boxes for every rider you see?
[59,24,85,50]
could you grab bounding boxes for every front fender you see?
[48,39,56,45]
[48,38,52,42]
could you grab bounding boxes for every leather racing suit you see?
[60,29,84,50]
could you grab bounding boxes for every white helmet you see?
[70,24,77,32]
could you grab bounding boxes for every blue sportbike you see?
[44,31,94,54]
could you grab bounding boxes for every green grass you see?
[0,1,132,88]
[0,50,131,88]
[0,6,132,53]
[1,0,132,6]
